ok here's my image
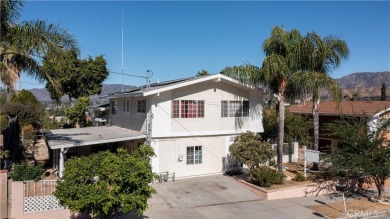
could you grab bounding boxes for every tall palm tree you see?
[296,32,349,151]
[261,26,305,172]
[0,0,78,99]
[222,26,305,172]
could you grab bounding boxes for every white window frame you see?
[221,100,249,117]
[186,146,202,164]
[172,100,205,118]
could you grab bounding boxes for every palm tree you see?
[220,63,261,83]
[196,69,210,77]
[261,26,305,172]
[0,0,78,99]
[222,26,305,172]
[296,32,349,151]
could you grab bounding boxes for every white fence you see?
[271,142,299,163]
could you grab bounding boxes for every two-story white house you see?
[45,74,266,178]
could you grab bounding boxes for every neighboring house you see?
[87,101,111,126]
[45,74,266,178]
[289,101,390,151]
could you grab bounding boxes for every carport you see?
[44,126,146,177]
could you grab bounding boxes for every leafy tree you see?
[229,131,275,170]
[322,117,390,198]
[9,162,44,181]
[0,0,78,99]
[42,49,109,103]
[0,87,7,106]
[40,112,62,130]
[54,146,155,219]
[196,69,210,77]
[294,32,349,151]
[261,108,278,142]
[262,107,312,146]
[9,89,39,105]
[65,97,91,127]
[351,92,359,101]
[381,82,387,101]
[0,115,8,132]
[285,110,312,145]
[2,90,43,127]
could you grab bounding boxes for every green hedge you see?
[9,162,44,181]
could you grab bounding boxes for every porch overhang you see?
[44,126,146,150]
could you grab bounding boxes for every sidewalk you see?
[285,188,390,219]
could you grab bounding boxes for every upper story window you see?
[111,101,117,115]
[123,100,130,112]
[221,100,249,117]
[172,100,204,118]
[137,100,146,113]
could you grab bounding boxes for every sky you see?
[17,1,390,90]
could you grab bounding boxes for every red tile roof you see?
[288,101,390,117]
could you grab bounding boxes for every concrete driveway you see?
[140,174,325,219]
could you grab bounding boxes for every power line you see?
[109,71,148,79]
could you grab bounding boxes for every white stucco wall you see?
[150,81,263,137]
[156,135,227,178]
[110,97,147,132]
[107,77,265,178]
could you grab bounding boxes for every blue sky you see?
[18,1,390,89]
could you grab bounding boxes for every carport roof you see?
[44,126,146,150]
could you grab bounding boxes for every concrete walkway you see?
[117,175,390,219]
[142,174,327,219]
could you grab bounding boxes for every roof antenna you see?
[121,7,124,92]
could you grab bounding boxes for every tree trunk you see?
[106,208,116,219]
[277,80,287,173]
[6,82,15,101]
[374,177,385,199]
[313,96,320,151]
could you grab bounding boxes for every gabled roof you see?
[107,74,264,98]
[289,101,390,117]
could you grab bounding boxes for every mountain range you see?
[28,72,390,102]
[29,84,136,103]
[334,71,390,98]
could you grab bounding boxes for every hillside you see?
[335,71,390,97]
[29,84,136,102]
[28,72,389,102]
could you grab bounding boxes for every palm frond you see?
[8,20,79,59]
[0,0,23,35]
[220,63,261,85]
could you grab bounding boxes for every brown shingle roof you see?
[288,101,390,117]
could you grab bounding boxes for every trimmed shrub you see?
[250,166,285,187]
[9,162,44,181]
[294,173,306,182]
